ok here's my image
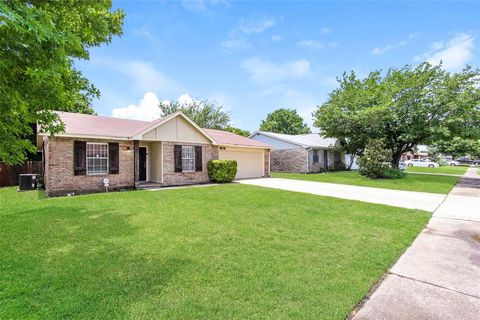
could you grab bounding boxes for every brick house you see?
[249,131,350,173]
[401,145,430,161]
[39,112,270,196]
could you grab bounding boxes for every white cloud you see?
[180,0,228,14]
[372,32,419,55]
[297,40,324,49]
[112,92,162,121]
[236,17,276,34]
[123,61,179,93]
[297,40,337,49]
[372,44,394,55]
[176,94,195,105]
[112,93,208,121]
[221,17,277,51]
[221,38,251,51]
[425,33,475,71]
[91,57,182,95]
[271,35,284,42]
[242,57,312,85]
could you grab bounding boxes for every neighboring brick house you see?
[401,145,430,161]
[250,131,351,173]
[39,111,270,196]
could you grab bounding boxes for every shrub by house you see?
[208,160,237,182]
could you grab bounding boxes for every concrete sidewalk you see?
[352,167,480,320]
[238,177,446,211]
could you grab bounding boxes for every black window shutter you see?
[73,141,86,175]
[195,146,202,172]
[109,143,119,174]
[174,145,182,172]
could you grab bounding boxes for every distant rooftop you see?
[251,131,338,148]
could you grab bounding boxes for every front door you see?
[139,147,147,181]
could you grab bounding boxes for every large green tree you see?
[159,99,231,129]
[0,0,124,164]
[259,108,311,134]
[313,63,480,168]
[433,137,480,159]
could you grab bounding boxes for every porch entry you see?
[139,147,147,181]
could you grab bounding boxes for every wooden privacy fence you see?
[0,161,42,187]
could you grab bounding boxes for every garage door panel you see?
[219,150,264,179]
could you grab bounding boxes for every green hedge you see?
[207,160,237,183]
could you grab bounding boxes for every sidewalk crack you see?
[390,272,480,300]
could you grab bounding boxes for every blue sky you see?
[76,0,480,131]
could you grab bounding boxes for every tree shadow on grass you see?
[0,204,189,319]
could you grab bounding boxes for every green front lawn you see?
[0,185,429,319]
[406,165,468,175]
[272,171,459,194]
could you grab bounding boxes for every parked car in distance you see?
[404,159,440,168]
[457,157,473,164]
[445,159,460,166]
[473,159,480,167]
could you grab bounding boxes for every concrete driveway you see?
[352,167,480,320]
[238,177,446,211]
[241,170,480,319]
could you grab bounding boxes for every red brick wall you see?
[45,137,267,195]
[45,137,134,196]
[162,141,218,186]
[270,148,308,173]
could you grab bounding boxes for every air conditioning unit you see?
[19,174,38,191]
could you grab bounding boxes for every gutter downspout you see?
[306,147,312,174]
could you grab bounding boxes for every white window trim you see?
[86,142,109,176]
[181,145,195,173]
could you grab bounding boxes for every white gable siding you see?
[142,116,210,143]
[250,133,301,150]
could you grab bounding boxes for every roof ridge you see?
[254,131,337,148]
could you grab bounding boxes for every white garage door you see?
[219,149,264,179]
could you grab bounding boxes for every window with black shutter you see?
[86,143,108,175]
[195,146,202,172]
[109,143,119,174]
[73,141,86,175]
[174,145,182,172]
[181,146,195,172]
